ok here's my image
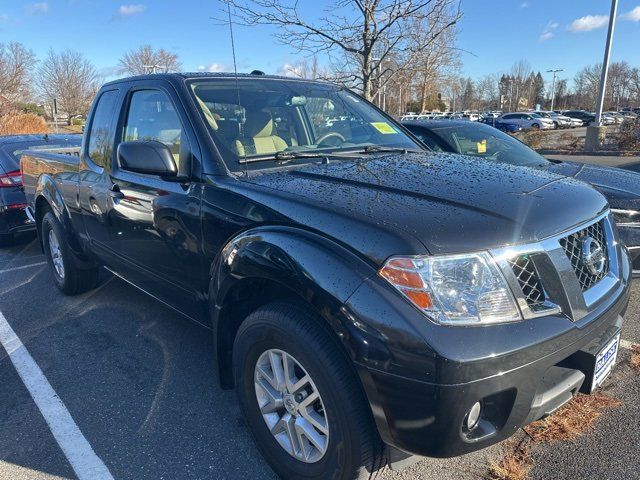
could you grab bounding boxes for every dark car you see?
[478,116,523,133]
[403,120,640,272]
[0,134,81,245]
[21,73,630,479]
[563,110,596,126]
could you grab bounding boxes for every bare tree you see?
[37,50,100,122]
[574,63,601,110]
[118,45,181,75]
[0,42,37,102]
[475,74,499,110]
[281,55,329,80]
[226,0,461,101]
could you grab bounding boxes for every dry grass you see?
[631,345,640,371]
[0,113,50,135]
[486,441,532,480]
[523,392,621,443]
[518,130,546,149]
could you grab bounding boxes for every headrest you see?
[194,95,218,131]
[245,111,273,138]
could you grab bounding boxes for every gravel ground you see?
[0,233,638,480]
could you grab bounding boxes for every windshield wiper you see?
[274,150,363,164]
[358,145,423,155]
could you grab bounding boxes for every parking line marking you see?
[0,262,46,274]
[0,311,114,480]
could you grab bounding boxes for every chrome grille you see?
[507,255,546,307]
[559,219,609,291]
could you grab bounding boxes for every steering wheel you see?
[316,132,346,148]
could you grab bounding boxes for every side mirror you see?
[117,141,177,177]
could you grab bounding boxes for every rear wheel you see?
[233,302,384,480]
[531,123,540,130]
[41,212,99,295]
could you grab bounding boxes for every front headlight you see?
[379,253,521,326]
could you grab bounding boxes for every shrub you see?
[518,130,546,150]
[618,119,640,151]
[0,112,50,135]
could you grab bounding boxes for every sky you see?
[1,0,639,89]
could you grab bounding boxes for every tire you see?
[531,123,540,130]
[41,212,99,295]
[0,234,13,247]
[233,302,384,480]
[553,121,559,129]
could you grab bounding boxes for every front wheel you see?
[41,212,99,295]
[233,302,384,480]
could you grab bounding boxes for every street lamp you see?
[586,0,618,151]
[546,68,563,111]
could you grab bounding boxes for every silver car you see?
[534,111,572,129]
[498,112,555,130]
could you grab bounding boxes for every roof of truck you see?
[103,71,331,87]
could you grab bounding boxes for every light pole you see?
[586,0,618,151]
[546,68,563,111]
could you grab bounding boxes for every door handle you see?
[108,185,125,200]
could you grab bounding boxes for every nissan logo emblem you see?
[581,237,606,276]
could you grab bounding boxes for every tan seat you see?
[235,111,288,156]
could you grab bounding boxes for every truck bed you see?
[20,146,81,207]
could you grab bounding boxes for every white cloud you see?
[567,14,609,32]
[620,6,640,21]
[116,4,146,18]
[520,2,529,8]
[197,63,227,73]
[539,31,554,41]
[277,63,303,78]
[539,21,559,42]
[26,2,48,14]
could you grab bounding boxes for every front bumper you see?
[343,249,631,458]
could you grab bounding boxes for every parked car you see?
[498,112,555,130]
[604,112,626,125]
[479,116,523,133]
[21,73,631,479]
[0,134,81,246]
[563,110,597,126]
[403,119,640,273]
[534,111,572,129]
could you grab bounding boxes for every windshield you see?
[426,122,549,167]
[189,78,420,171]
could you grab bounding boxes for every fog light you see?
[466,402,482,430]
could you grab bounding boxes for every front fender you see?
[210,225,398,386]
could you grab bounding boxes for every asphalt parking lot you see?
[0,233,638,480]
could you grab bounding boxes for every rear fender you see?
[34,175,84,256]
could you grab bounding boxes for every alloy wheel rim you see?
[254,349,329,463]
[48,229,65,279]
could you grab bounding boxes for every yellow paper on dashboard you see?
[477,139,487,153]
[371,122,397,134]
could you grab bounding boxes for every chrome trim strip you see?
[491,210,619,321]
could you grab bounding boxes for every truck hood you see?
[241,152,609,264]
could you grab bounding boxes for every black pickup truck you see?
[21,73,631,479]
